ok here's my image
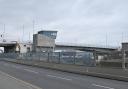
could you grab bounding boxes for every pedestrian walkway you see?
[0,70,42,89]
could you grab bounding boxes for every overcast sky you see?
[0,0,128,47]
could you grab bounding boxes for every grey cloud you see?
[0,0,128,47]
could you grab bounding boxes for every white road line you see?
[14,66,21,69]
[3,63,21,69]
[11,65,21,69]
[0,70,42,89]
[92,84,115,89]
[47,74,72,81]
[24,69,39,74]
[3,63,9,66]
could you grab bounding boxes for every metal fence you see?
[0,52,95,67]
[96,51,128,68]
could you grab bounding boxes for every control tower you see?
[33,30,57,52]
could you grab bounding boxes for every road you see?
[0,61,128,89]
[0,70,41,89]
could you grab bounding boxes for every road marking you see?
[24,69,39,74]
[0,70,42,89]
[92,84,115,89]
[3,63,9,66]
[3,63,21,69]
[11,65,21,69]
[47,74,72,81]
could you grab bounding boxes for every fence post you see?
[122,50,126,70]
[58,52,61,64]
[93,50,97,67]
[47,52,49,62]
[39,53,41,61]
[73,52,75,64]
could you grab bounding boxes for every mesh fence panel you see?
[0,52,95,66]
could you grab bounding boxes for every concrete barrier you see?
[3,59,128,82]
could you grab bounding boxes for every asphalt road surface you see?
[0,61,128,89]
[0,70,41,89]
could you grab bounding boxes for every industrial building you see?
[0,30,58,53]
[0,42,32,53]
[33,30,57,52]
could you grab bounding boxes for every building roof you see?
[38,30,57,33]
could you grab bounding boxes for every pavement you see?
[0,67,42,89]
[0,61,128,89]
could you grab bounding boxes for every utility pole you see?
[29,32,30,43]
[3,24,6,42]
[121,32,124,42]
[105,33,108,48]
[22,25,24,42]
[33,20,35,35]
[3,24,5,33]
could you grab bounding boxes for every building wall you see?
[34,34,55,47]
[19,43,32,53]
[122,43,128,51]
[33,34,55,52]
[34,47,54,52]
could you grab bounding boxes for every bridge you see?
[0,42,117,53]
[56,42,117,54]
[0,42,17,53]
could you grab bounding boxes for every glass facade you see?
[38,31,57,39]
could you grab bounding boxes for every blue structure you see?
[38,30,57,39]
